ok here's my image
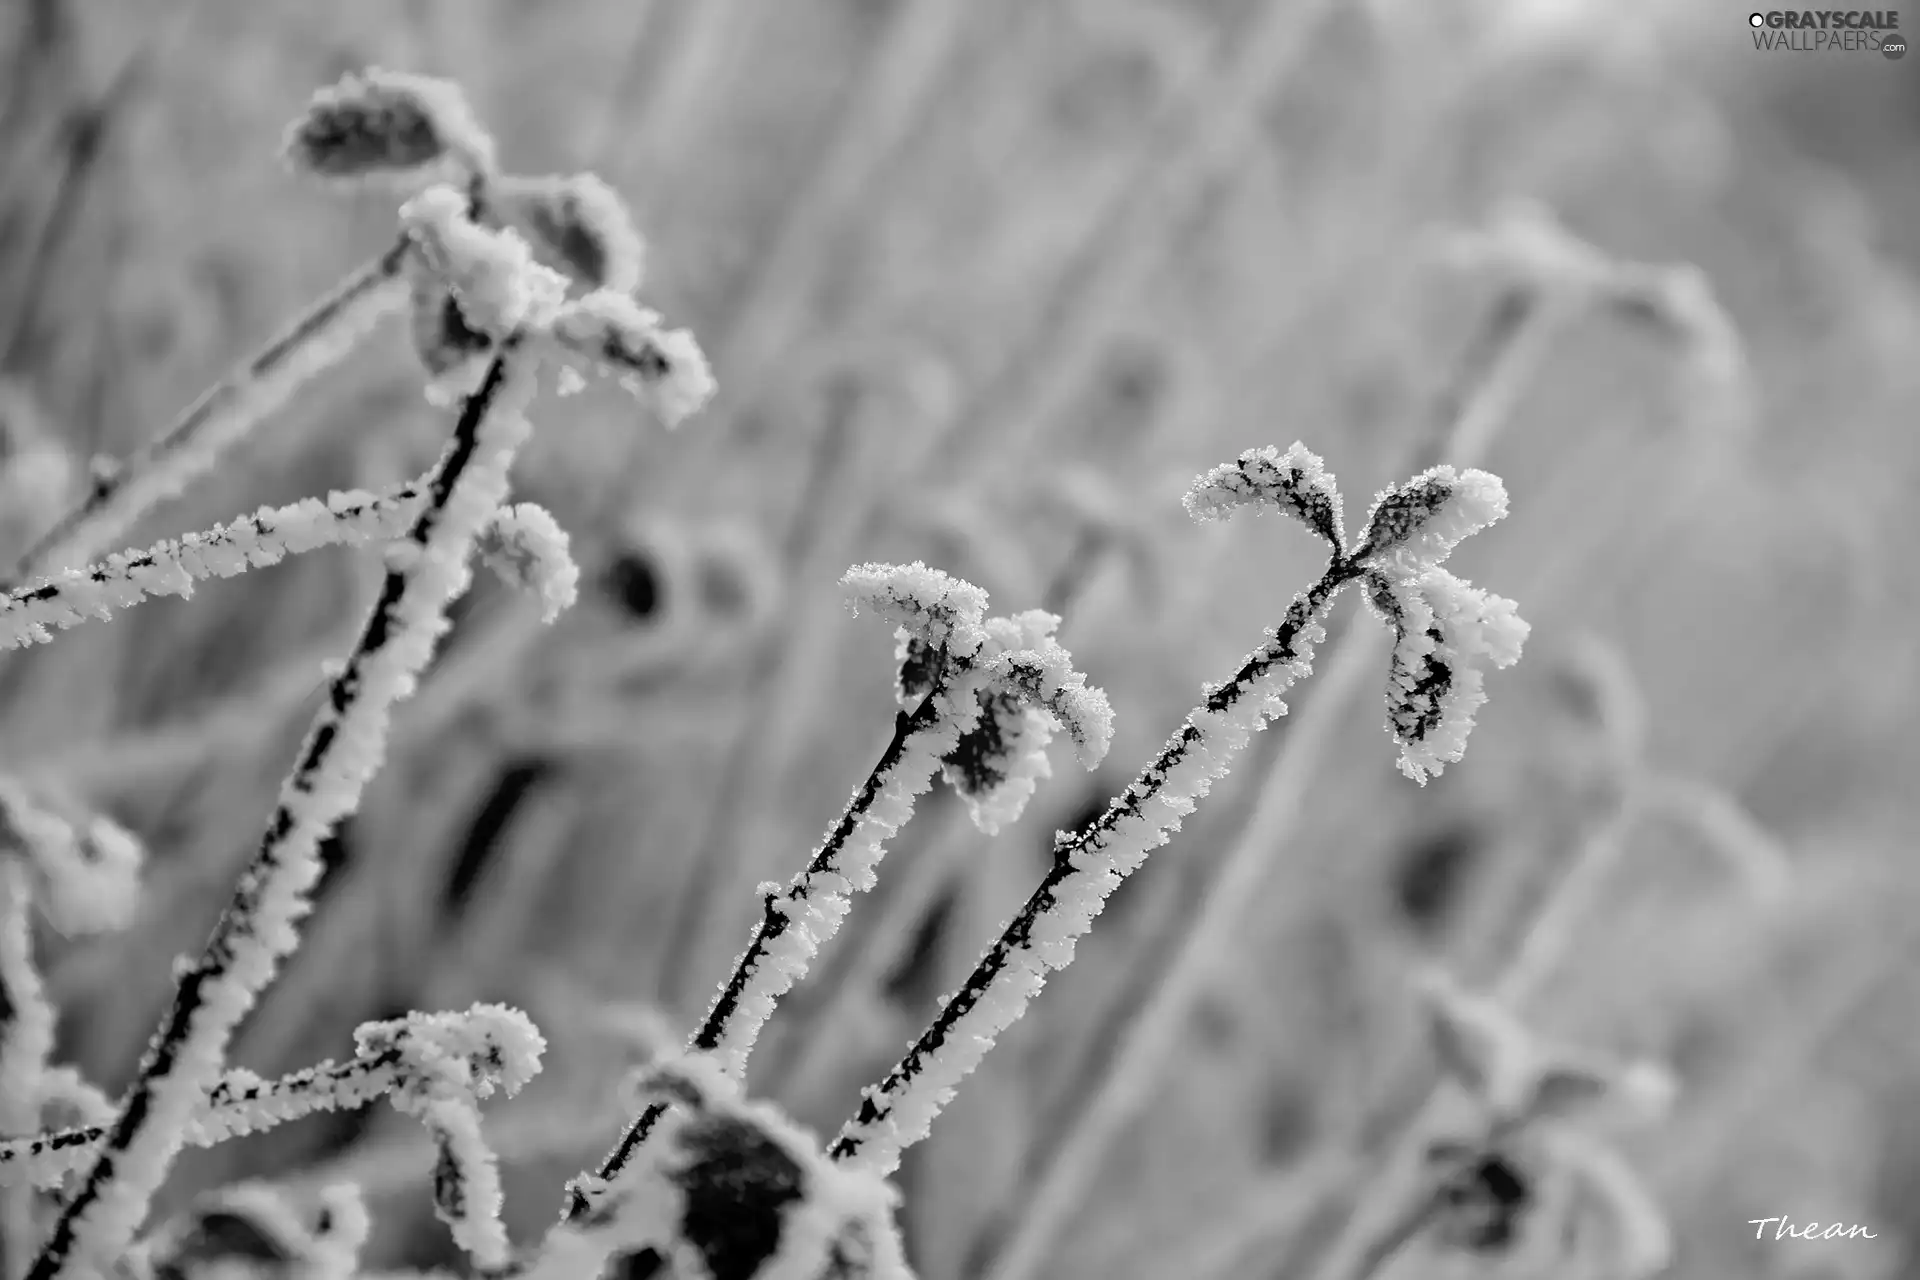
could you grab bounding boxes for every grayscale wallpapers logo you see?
[1748,10,1906,55]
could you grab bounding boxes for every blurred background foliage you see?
[2,0,1917,1276]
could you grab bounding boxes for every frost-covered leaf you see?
[1352,466,1509,575]
[283,67,496,182]
[842,562,990,657]
[1366,567,1528,785]
[477,503,579,623]
[548,291,716,426]
[1183,442,1344,548]
[401,185,568,338]
[496,172,646,294]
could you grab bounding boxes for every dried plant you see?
[0,62,1538,1280]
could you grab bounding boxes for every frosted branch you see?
[569,566,1111,1234]
[829,445,1526,1172]
[827,577,1343,1173]
[4,248,412,585]
[419,1098,512,1274]
[0,481,426,651]
[26,340,542,1280]
[1,1005,544,1191]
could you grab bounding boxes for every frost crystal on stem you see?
[26,322,543,1280]
[5,251,412,586]
[828,444,1525,1173]
[0,68,727,1280]
[564,565,1106,1243]
[1,1006,543,1192]
[0,482,428,650]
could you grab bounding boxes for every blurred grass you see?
[3,0,1918,1275]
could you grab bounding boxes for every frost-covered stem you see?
[0,863,51,1280]
[2,1045,465,1189]
[25,350,534,1280]
[694,681,966,1071]
[830,565,1360,1172]
[775,528,1121,1101]
[422,1098,511,1275]
[977,630,1385,1280]
[0,479,428,651]
[774,810,978,1106]
[979,324,1541,1280]
[5,239,413,585]
[564,672,975,1222]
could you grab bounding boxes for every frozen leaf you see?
[284,67,495,182]
[1352,466,1509,575]
[477,503,579,623]
[496,172,647,294]
[548,291,716,426]
[401,185,568,338]
[1183,442,1344,549]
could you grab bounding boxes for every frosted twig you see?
[766,510,1137,1103]
[690,682,978,1080]
[975,470,1528,1276]
[830,445,1522,1175]
[418,1098,512,1274]
[1,485,593,650]
[562,566,1109,1227]
[3,245,413,586]
[0,1004,544,1191]
[829,582,1340,1173]
[24,337,539,1279]
[0,481,427,651]
[4,68,505,587]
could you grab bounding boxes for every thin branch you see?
[25,348,535,1280]
[831,568,1358,1172]
[3,239,412,586]
[564,673,972,1223]
[0,479,425,650]
[973,286,1558,1280]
